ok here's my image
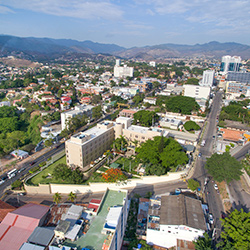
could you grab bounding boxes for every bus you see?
[7,168,17,179]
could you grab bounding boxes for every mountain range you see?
[1,35,250,61]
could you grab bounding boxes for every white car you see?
[214,184,218,190]
[208,213,214,224]
[0,180,5,185]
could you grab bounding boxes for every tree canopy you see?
[193,232,212,250]
[53,164,84,184]
[205,152,243,183]
[156,95,200,115]
[133,110,159,127]
[185,77,199,85]
[136,136,188,175]
[184,121,200,131]
[219,100,250,125]
[187,179,200,191]
[218,209,250,250]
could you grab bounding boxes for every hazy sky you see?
[0,0,249,48]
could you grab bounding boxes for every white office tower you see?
[114,62,134,78]
[201,70,215,87]
[116,59,121,66]
[220,55,241,74]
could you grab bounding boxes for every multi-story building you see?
[146,195,206,249]
[226,81,248,98]
[65,121,115,168]
[114,60,133,78]
[121,125,165,144]
[183,84,211,100]
[61,104,94,130]
[200,70,215,87]
[61,188,128,250]
[220,55,241,74]
[227,71,250,83]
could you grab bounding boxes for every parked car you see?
[0,179,5,185]
[214,184,218,190]
[198,153,202,158]
[208,213,214,224]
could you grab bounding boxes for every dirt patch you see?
[217,181,229,199]
[0,57,41,68]
[223,201,232,212]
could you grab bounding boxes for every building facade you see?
[146,195,206,249]
[201,70,215,87]
[183,85,211,100]
[65,121,115,168]
[220,55,241,74]
[61,104,94,130]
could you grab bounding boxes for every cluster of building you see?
[65,111,203,169]
[0,188,128,250]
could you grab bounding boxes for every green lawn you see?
[87,172,104,183]
[28,156,67,185]
[114,157,138,174]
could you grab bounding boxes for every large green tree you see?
[187,179,200,191]
[184,121,200,131]
[92,105,102,120]
[205,152,243,183]
[133,110,159,127]
[217,209,250,250]
[165,96,200,115]
[136,136,188,175]
[193,232,213,250]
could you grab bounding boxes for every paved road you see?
[228,143,250,213]
[192,91,224,240]
[0,143,65,197]
[233,142,250,161]
[3,179,187,207]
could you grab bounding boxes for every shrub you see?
[11,180,23,189]
[102,168,127,183]
[39,161,46,167]
[29,166,40,174]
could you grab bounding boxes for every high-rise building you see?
[201,70,215,87]
[220,55,241,74]
[114,59,133,78]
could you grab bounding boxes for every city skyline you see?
[0,0,250,48]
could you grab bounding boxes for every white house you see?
[147,195,207,249]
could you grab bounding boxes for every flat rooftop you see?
[126,125,150,134]
[70,122,114,145]
[64,189,127,250]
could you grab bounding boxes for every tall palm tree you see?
[53,192,62,205]
[68,191,77,203]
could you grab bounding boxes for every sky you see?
[0,0,250,48]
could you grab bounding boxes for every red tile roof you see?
[0,201,15,223]
[0,203,49,250]
[90,199,101,205]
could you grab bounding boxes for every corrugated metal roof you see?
[28,227,54,246]
[11,203,49,219]
[20,242,45,250]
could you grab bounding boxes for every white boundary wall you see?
[50,171,186,194]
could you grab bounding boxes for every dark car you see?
[29,161,36,166]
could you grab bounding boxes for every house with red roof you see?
[0,201,15,223]
[0,203,49,250]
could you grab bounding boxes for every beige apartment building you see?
[66,118,167,169]
[65,121,115,168]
